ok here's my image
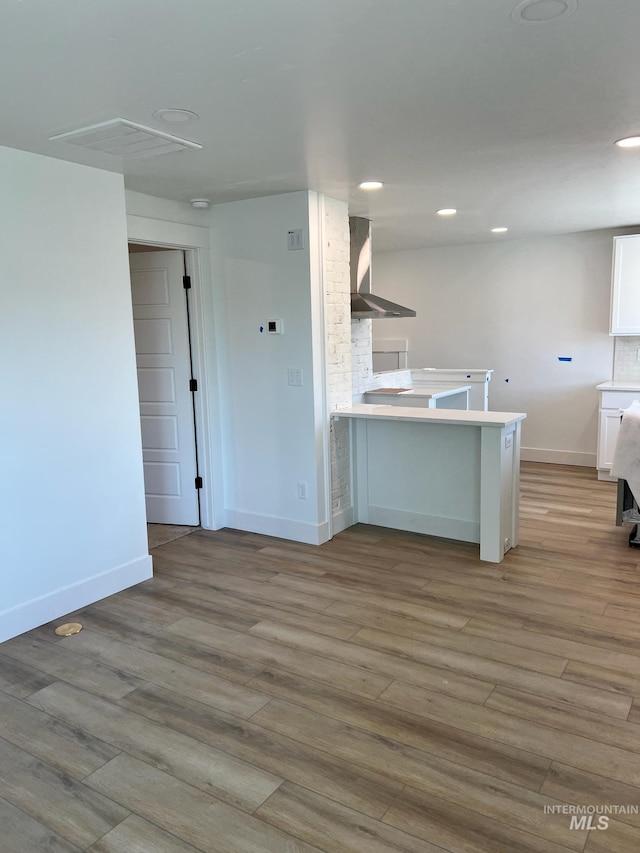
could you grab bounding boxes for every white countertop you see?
[597,380,640,392]
[334,404,526,428]
[366,383,471,400]
[414,368,493,378]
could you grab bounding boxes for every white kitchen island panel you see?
[366,420,481,541]
[334,405,526,563]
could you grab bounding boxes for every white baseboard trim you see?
[521,447,596,467]
[332,505,355,536]
[367,506,480,543]
[225,510,330,546]
[0,555,153,644]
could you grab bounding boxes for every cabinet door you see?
[597,409,622,470]
[611,235,640,335]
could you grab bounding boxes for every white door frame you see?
[126,214,219,531]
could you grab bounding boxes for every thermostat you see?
[267,319,283,334]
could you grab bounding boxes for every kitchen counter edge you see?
[597,380,640,392]
[333,404,526,428]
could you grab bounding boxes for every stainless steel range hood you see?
[350,216,416,319]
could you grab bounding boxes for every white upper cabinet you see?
[611,235,640,335]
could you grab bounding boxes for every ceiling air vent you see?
[48,118,203,159]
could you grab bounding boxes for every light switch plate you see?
[287,229,304,250]
[288,368,303,386]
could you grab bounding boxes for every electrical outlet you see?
[297,482,307,500]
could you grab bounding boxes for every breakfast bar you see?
[364,383,471,409]
[333,404,526,563]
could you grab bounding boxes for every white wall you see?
[125,190,212,228]
[373,231,623,465]
[0,147,151,642]
[125,188,333,544]
[209,192,330,543]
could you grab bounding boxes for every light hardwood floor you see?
[2,463,640,852]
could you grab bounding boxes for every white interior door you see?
[129,249,199,525]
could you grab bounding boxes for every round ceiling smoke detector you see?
[512,0,577,23]
[190,198,210,209]
[153,108,199,124]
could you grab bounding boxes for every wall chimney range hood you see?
[350,216,416,319]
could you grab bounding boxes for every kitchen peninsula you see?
[365,383,471,409]
[334,404,526,563]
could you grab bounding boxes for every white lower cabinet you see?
[597,409,622,472]
[596,385,640,479]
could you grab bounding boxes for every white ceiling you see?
[4,0,640,251]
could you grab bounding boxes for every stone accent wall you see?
[324,205,413,526]
[323,198,352,519]
[351,318,373,396]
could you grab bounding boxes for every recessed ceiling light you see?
[512,0,577,23]
[358,181,383,190]
[491,227,509,233]
[153,109,199,124]
[615,136,640,149]
[436,208,457,216]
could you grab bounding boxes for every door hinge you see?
[183,275,192,290]
[195,476,203,489]
[189,378,198,392]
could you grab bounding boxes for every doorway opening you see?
[129,244,202,538]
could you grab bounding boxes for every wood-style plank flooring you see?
[147,524,199,550]
[2,463,640,851]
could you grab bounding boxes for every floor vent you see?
[49,118,202,159]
